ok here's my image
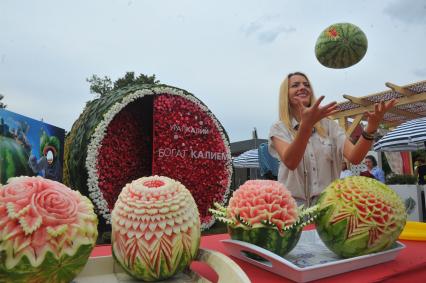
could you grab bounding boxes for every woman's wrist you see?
[361,128,376,141]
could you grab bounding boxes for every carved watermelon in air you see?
[315,22,368,69]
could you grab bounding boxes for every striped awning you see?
[233,149,259,168]
[374,117,426,152]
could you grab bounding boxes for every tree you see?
[0,94,6,109]
[87,72,160,97]
[86,75,113,97]
[113,72,160,89]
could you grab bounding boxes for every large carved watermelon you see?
[64,84,232,233]
[111,175,200,281]
[315,23,368,69]
[210,180,318,257]
[0,176,98,283]
[0,136,33,184]
[315,176,406,258]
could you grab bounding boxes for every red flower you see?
[152,95,231,228]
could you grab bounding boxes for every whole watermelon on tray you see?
[210,180,319,257]
[315,22,368,69]
[0,176,98,283]
[315,176,406,258]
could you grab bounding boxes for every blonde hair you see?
[279,72,326,137]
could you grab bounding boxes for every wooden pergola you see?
[332,80,426,136]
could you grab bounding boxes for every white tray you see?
[222,230,405,283]
[72,248,250,283]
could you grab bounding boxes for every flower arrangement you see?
[153,94,232,229]
[65,84,232,231]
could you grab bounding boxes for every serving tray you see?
[73,248,250,283]
[222,230,405,282]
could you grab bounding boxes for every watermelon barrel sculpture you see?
[315,22,368,69]
[64,84,232,232]
[0,176,98,283]
[315,176,407,258]
[210,180,319,257]
[111,176,200,281]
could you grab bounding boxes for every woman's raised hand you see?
[365,99,398,132]
[296,96,339,128]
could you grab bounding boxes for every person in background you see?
[269,72,396,206]
[340,161,353,179]
[362,155,385,183]
[414,157,426,185]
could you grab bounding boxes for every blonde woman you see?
[268,72,396,206]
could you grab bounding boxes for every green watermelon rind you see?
[314,177,406,258]
[112,237,198,282]
[315,23,368,69]
[228,225,303,257]
[0,243,94,283]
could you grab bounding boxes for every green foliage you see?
[0,94,6,109]
[86,72,160,97]
[86,75,113,97]
[386,174,417,185]
[113,72,160,89]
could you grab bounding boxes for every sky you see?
[1,0,426,142]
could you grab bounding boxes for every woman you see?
[268,72,396,206]
[340,161,353,179]
[361,155,385,183]
[414,157,426,185]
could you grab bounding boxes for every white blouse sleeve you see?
[268,121,292,160]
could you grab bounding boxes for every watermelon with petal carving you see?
[210,180,319,257]
[0,176,98,283]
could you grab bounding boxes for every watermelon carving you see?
[315,22,368,69]
[111,175,200,281]
[0,176,98,283]
[210,180,318,257]
[315,176,406,258]
[64,84,232,233]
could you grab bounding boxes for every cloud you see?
[383,0,426,24]
[241,14,296,43]
[413,68,426,77]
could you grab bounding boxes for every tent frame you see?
[331,80,426,137]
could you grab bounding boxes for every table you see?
[92,232,426,283]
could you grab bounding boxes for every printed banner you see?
[0,109,65,183]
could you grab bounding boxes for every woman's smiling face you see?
[288,74,312,108]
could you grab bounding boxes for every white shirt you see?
[268,119,346,201]
[340,169,353,179]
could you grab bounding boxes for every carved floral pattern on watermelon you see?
[327,27,339,39]
[315,176,406,258]
[0,176,98,282]
[210,180,319,257]
[227,180,299,231]
[111,176,200,281]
